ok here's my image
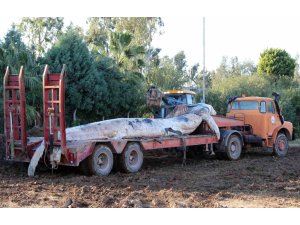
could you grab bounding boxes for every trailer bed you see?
[66,133,218,154]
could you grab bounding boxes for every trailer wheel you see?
[225,135,242,160]
[273,133,289,157]
[89,145,113,176]
[121,143,143,173]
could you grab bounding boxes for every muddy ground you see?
[0,141,299,208]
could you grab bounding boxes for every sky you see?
[0,16,300,71]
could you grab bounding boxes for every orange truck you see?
[217,94,294,159]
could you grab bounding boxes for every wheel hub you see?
[129,150,138,165]
[278,139,285,151]
[230,143,236,152]
[129,155,134,162]
[97,153,107,168]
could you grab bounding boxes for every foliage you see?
[147,52,189,90]
[86,17,163,54]
[215,56,257,78]
[0,27,36,74]
[0,27,41,130]
[258,48,296,80]
[114,17,164,48]
[206,75,270,114]
[85,17,117,54]
[86,17,163,79]
[109,32,145,73]
[44,28,107,125]
[281,87,300,135]
[18,17,64,58]
[94,55,146,119]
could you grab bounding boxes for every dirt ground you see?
[0,141,299,208]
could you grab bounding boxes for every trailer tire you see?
[225,135,242,160]
[121,143,143,173]
[273,133,289,157]
[89,145,113,176]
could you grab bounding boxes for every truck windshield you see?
[165,94,187,104]
[231,101,258,110]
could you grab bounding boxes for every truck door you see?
[265,101,281,136]
[258,101,268,138]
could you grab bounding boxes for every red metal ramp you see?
[3,66,27,160]
[43,64,71,163]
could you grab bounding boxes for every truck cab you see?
[163,90,196,105]
[158,90,196,118]
[226,96,293,154]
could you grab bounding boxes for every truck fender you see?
[218,130,244,151]
[272,127,292,141]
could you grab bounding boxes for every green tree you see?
[44,28,107,125]
[85,17,117,54]
[109,32,145,73]
[144,47,161,85]
[86,17,163,77]
[86,17,163,54]
[215,56,256,78]
[258,48,296,80]
[0,27,36,73]
[94,55,146,118]
[18,17,64,58]
[148,52,188,90]
[0,26,41,129]
[241,59,257,75]
[114,17,163,49]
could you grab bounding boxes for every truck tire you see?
[88,145,113,176]
[121,143,144,173]
[273,133,289,157]
[225,135,242,160]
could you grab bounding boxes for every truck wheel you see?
[88,145,113,176]
[121,143,144,173]
[225,135,242,160]
[273,133,289,157]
